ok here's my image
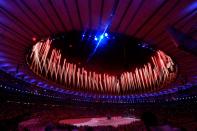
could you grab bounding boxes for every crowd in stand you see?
[0,70,196,130]
[0,96,196,130]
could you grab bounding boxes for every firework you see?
[28,39,177,95]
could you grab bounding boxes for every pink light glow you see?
[28,39,177,95]
[32,37,37,42]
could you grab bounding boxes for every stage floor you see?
[59,116,140,127]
